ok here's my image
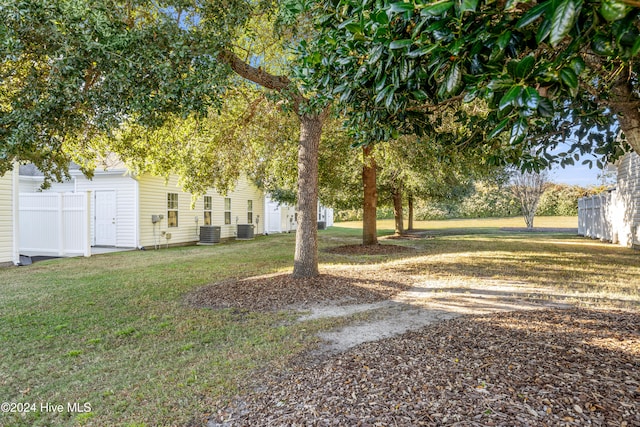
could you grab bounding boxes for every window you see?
[247,200,253,224]
[224,198,231,225]
[204,196,212,225]
[167,193,178,227]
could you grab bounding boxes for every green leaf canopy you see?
[299,0,639,165]
[0,0,256,179]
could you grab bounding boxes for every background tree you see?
[376,136,488,235]
[537,183,607,215]
[376,98,505,233]
[314,131,498,235]
[458,176,521,218]
[510,169,551,228]
[407,178,605,220]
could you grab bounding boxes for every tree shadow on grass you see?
[406,285,638,310]
[391,248,640,300]
[372,230,639,302]
[322,229,628,266]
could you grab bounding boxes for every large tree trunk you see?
[579,54,640,154]
[408,193,414,231]
[220,50,327,278]
[392,185,404,236]
[362,145,378,245]
[618,111,640,154]
[610,78,640,154]
[293,115,322,278]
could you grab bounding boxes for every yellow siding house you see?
[137,173,265,248]
[0,167,19,265]
[19,165,265,251]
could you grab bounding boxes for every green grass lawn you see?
[336,215,578,233]
[1,216,637,426]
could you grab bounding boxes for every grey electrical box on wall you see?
[151,214,164,223]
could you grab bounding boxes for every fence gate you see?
[578,193,612,241]
[19,192,91,257]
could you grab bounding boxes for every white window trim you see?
[167,193,179,228]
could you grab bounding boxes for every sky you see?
[545,137,617,186]
[550,162,614,186]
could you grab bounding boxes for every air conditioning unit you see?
[236,224,254,240]
[200,226,221,243]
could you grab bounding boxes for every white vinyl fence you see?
[19,192,91,257]
[578,193,612,241]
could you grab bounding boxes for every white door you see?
[267,201,281,233]
[95,191,117,246]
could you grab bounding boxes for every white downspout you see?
[264,195,268,235]
[134,178,140,249]
[12,166,20,265]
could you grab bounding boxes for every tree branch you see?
[218,49,307,114]
[619,0,640,7]
[218,49,293,93]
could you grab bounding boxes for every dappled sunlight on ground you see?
[389,254,638,307]
[537,238,618,247]
[319,226,639,309]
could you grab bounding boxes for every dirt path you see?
[297,279,570,355]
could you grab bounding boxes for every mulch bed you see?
[212,308,640,426]
[386,230,436,240]
[186,270,412,312]
[191,264,639,426]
